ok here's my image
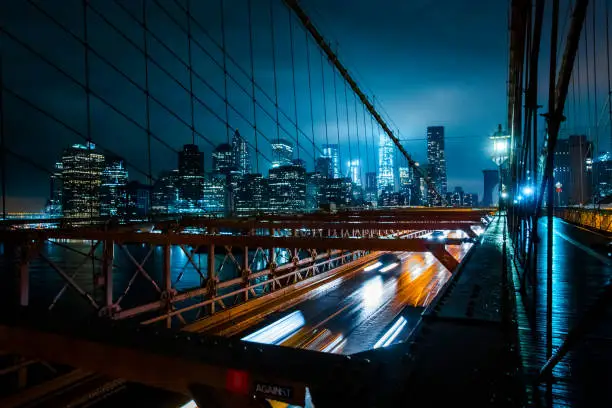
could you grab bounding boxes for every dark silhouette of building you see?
[315,157,333,179]
[232,130,251,176]
[212,143,234,175]
[151,170,179,214]
[178,144,204,205]
[482,169,499,207]
[593,152,612,199]
[100,156,128,218]
[427,126,447,205]
[124,181,151,220]
[269,163,306,214]
[569,135,592,205]
[554,138,571,206]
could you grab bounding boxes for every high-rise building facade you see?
[271,139,294,168]
[315,157,333,178]
[45,162,63,216]
[426,126,447,205]
[347,159,361,186]
[569,135,592,205]
[212,143,234,175]
[232,130,251,175]
[151,170,179,214]
[124,181,151,220]
[100,156,129,218]
[269,164,306,214]
[364,171,378,205]
[178,144,204,207]
[377,135,394,196]
[322,177,352,207]
[482,169,499,207]
[236,174,269,216]
[322,144,340,179]
[202,173,226,216]
[61,142,105,219]
[305,172,325,211]
[593,152,612,199]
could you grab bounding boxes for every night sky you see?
[1,0,608,211]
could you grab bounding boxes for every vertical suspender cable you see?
[288,8,299,161]
[0,49,5,219]
[187,0,195,145]
[585,14,592,139]
[362,103,370,183]
[607,0,612,149]
[270,0,280,148]
[332,64,341,176]
[592,0,598,154]
[305,31,316,169]
[344,81,352,179]
[354,95,362,189]
[143,0,152,186]
[546,0,560,361]
[220,0,229,143]
[320,52,329,153]
[247,0,259,173]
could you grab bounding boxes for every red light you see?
[226,369,250,395]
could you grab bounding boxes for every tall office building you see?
[364,171,378,205]
[347,159,361,186]
[322,144,340,178]
[232,130,251,175]
[45,162,64,216]
[124,181,151,220]
[269,163,306,214]
[399,166,415,205]
[212,143,234,175]
[322,177,352,207]
[426,126,447,205]
[151,170,179,214]
[235,174,269,216]
[61,142,105,219]
[482,169,499,207]
[315,157,333,178]
[554,138,571,206]
[178,144,204,206]
[271,139,294,168]
[202,173,226,216]
[100,156,129,218]
[377,134,394,195]
[569,135,592,205]
[305,172,325,211]
[593,152,612,199]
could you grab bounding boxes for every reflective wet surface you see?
[515,218,612,407]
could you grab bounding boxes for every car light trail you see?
[379,262,398,273]
[179,401,197,408]
[364,261,382,271]
[322,335,344,353]
[373,316,408,349]
[241,311,305,345]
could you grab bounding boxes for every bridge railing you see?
[554,207,612,233]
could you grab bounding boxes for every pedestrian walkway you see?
[513,218,612,407]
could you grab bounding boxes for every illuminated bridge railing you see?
[554,207,612,233]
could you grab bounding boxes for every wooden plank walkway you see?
[512,218,612,407]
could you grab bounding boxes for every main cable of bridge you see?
[282,0,447,205]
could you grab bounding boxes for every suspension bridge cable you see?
[220,0,230,143]
[247,0,259,173]
[354,94,363,185]
[362,101,370,176]
[585,12,592,141]
[288,7,300,161]
[83,0,93,222]
[607,0,612,149]
[270,0,281,150]
[344,80,353,179]
[187,0,195,146]
[593,0,599,154]
[0,49,5,219]
[332,64,342,176]
[320,51,330,156]
[305,30,316,169]
[142,0,152,184]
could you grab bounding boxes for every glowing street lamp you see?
[521,186,534,197]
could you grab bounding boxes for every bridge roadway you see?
[93,233,473,407]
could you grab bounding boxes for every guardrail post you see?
[19,243,30,307]
[102,240,114,310]
[163,243,171,328]
[243,246,249,301]
[207,244,216,314]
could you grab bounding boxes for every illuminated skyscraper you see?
[399,166,415,205]
[377,135,394,195]
[202,173,226,216]
[427,126,447,205]
[232,130,251,175]
[269,163,306,214]
[315,157,333,178]
[236,174,269,216]
[100,156,128,218]
[152,170,179,214]
[45,162,63,216]
[271,139,294,168]
[61,142,105,219]
[347,159,361,186]
[178,144,204,206]
[322,144,340,178]
[212,143,234,175]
